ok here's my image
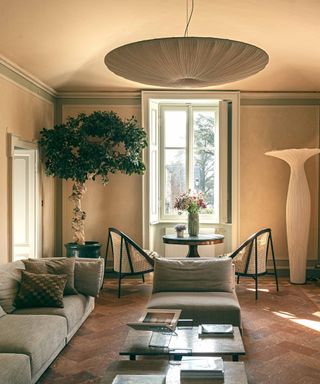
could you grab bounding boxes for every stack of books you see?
[180,356,224,379]
[198,324,234,338]
[112,375,166,384]
[127,309,181,333]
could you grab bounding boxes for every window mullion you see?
[187,105,193,190]
[159,106,165,219]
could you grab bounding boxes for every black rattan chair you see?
[106,227,157,298]
[229,228,279,299]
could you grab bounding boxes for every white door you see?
[12,148,38,261]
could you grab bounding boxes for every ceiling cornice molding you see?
[241,91,320,100]
[56,91,141,99]
[0,55,57,97]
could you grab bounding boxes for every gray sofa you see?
[147,257,241,327]
[0,257,104,384]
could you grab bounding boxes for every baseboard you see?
[267,268,320,280]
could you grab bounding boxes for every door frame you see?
[8,134,42,261]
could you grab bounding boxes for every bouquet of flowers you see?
[174,190,207,214]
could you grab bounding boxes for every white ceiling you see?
[1,0,320,93]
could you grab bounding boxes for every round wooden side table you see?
[162,233,224,258]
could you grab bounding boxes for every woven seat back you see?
[234,231,269,274]
[111,231,131,273]
[110,230,153,274]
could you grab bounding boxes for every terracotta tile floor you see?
[38,275,320,384]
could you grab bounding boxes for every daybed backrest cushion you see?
[152,257,233,293]
[0,261,25,313]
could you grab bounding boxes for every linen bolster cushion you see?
[152,257,234,293]
[23,258,78,295]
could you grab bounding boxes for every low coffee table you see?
[120,326,245,362]
[100,360,248,384]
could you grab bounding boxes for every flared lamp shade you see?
[105,37,269,88]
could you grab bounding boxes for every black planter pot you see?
[64,241,101,258]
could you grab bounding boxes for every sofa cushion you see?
[147,291,241,326]
[152,258,234,293]
[23,258,78,295]
[0,353,31,384]
[74,258,104,297]
[15,271,67,309]
[0,314,67,376]
[0,260,24,313]
[14,294,93,333]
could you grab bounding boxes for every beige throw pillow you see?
[74,258,104,297]
[0,261,25,313]
[0,305,6,318]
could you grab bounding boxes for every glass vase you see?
[188,212,199,236]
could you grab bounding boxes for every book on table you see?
[180,356,224,379]
[198,323,234,338]
[127,308,181,332]
[112,374,166,384]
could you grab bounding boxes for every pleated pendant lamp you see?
[105,1,269,88]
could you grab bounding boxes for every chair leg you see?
[141,273,145,283]
[237,275,240,284]
[270,235,279,292]
[254,237,259,300]
[118,275,122,298]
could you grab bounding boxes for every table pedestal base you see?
[187,245,200,258]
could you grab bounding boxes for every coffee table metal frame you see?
[120,326,245,362]
[101,360,248,384]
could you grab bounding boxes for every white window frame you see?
[141,90,240,251]
[159,103,220,222]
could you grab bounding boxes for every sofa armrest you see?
[74,258,104,297]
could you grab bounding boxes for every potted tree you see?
[39,110,147,257]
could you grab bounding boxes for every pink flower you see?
[173,190,208,214]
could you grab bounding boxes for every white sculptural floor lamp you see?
[265,148,320,284]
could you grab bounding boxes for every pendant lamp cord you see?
[184,0,194,37]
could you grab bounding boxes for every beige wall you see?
[59,101,320,268]
[240,105,319,263]
[61,105,143,257]
[0,76,55,264]
[2,70,318,269]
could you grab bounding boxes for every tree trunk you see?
[69,181,87,245]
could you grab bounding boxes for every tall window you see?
[144,91,239,252]
[160,104,219,222]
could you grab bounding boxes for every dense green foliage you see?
[194,113,215,206]
[39,111,148,184]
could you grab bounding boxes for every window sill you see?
[151,220,221,225]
